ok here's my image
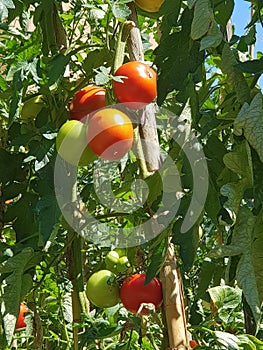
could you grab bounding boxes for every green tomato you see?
[86,270,120,308]
[105,251,119,273]
[116,256,132,274]
[56,119,97,166]
[114,248,127,258]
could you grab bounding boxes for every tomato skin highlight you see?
[86,270,120,308]
[15,302,29,330]
[120,273,163,315]
[69,86,106,121]
[113,62,157,110]
[87,108,133,161]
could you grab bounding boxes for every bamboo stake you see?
[160,243,188,349]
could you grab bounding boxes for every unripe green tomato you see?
[114,248,127,258]
[86,269,120,308]
[116,256,132,274]
[105,251,119,273]
[56,119,97,166]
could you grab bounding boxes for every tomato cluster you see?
[86,249,163,314]
[56,60,157,165]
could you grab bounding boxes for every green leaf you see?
[46,54,70,89]
[235,57,263,74]
[0,247,35,346]
[203,135,227,223]
[111,2,130,21]
[155,8,204,103]
[252,209,263,305]
[237,253,261,327]
[173,222,200,271]
[196,260,217,299]
[146,233,169,284]
[220,141,253,218]
[209,207,261,329]
[220,44,251,104]
[200,20,223,50]
[208,285,242,310]
[191,0,213,40]
[223,142,253,181]
[214,331,239,349]
[36,194,61,244]
[0,149,26,185]
[213,0,234,27]
[83,48,113,76]
[234,93,263,163]
[9,68,23,127]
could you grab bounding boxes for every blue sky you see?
[232,1,263,87]
[232,0,263,55]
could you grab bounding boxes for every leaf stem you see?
[113,21,135,73]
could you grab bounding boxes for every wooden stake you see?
[160,243,188,349]
[127,2,162,174]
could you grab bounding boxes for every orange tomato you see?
[87,108,133,161]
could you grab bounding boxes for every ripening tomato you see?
[135,0,164,13]
[120,274,162,315]
[86,270,120,308]
[69,86,106,121]
[87,108,134,161]
[56,119,97,166]
[113,61,157,110]
[15,302,29,330]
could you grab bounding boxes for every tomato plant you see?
[69,86,106,121]
[113,61,157,110]
[56,119,97,166]
[135,0,164,13]
[86,270,120,308]
[86,108,134,161]
[120,274,163,315]
[15,303,29,330]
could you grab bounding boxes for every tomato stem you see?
[113,21,135,73]
[133,126,152,179]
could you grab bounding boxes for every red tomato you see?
[120,274,162,315]
[69,86,106,121]
[86,108,133,161]
[189,340,198,348]
[15,302,29,330]
[113,61,157,110]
